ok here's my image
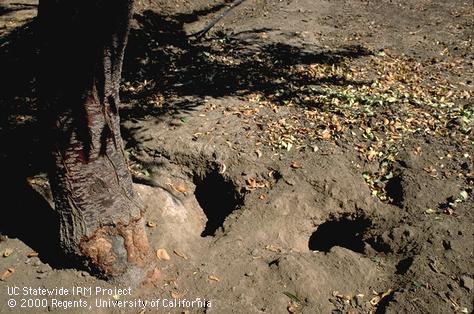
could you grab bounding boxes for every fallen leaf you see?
[429,261,440,273]
[283,291,301,303]
[146,221,157,228]
[156,249,170,261]
[380,289,393,299]
[290,161,302,169]
[369,295,381,306]
[0,267,15,281]
[265,244,282,253]
[246,178,266,190]
[335,293,352,301]
[219,163,227,174]
[171,291,181,298]
[208,275,220,282]
[320,129,332,140]
[425,208,435,214]
[173,249,188,260]
[169,183,187,194]
[423,165,437,176]
[370,289,393,306]
[287,303,298,313]
[2,248,13,257]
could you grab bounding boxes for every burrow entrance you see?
[385,175,404,206]
[194,170,244,237]
[308,216,372,254]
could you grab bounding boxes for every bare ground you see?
[0,0,473,313]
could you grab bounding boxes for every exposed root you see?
[79,215,156,284]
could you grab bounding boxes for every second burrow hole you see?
[193,170,244,237]
[308,215,373,254]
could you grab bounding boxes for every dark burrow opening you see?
[395,257,414,275]
[308,216,372,253]
[194,171,244,237]
[385,175,403,206]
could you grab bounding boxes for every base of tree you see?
[78,215,159,286]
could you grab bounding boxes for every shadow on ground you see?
[120,8,371,146]
[0,4,371,267]
[0,3,37,17]
[0,18,65,267]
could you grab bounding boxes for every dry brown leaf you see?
[370,289,393,306]
[287,303,298,313]
[2,248,13,257]
[369,295,381,306]
[156,249,171,261]
[423,165,438,176]
[146,221,157,228]
[320,129,332,140]
[208,275,220,282]
[0,267,15,281]
[265,244,282,253]
[219,163,227,174]
[246,178,266,190]
[290,161,302,169]
[169,183,187,194]
[170,291,181,299]
[380,289,393,300]
[335,293,352,301]
[173,249,188,260]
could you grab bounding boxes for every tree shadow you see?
[0,18,66,268]
[0,3,37,17]
[120,8,372,146]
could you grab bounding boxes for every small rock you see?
[460,275,473,291]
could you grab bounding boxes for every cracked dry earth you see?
[0,0,473,313]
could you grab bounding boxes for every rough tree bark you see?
[38,0,157,283]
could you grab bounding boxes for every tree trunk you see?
[38,0,156,283]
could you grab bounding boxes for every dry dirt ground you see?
[0,0,473,313]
